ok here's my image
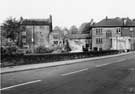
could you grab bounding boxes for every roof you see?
[121,28,135,37]
[133,20,135,26]
[21,19,51,25]
[93,17,135,27]
[66,34,91,39]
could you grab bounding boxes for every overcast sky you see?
[0,0,135,28]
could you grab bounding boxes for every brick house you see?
[92,17,135,51]
[19,15,52,52]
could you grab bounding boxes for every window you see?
[22,38,26,43]
[40,26,45,29]
[53,41,58,45]
[100,28,102,33]
[96,29,100,35]
[130,28,133,32]
[100,38,102,43]
[96,38,102,44]
[96,38,98,44]
[117,28,121,34]
[106,31,112,38]
[22,31,26,36]
[53,34,59,39]
[96,28,102,35]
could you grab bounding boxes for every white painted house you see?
[111,37,131,51]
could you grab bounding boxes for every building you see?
[19,15,52,53]
[111,37,131,51]
[49,28,64,48]
[131,20,135,50]
[92,17,135,51]
[66,34,92,52]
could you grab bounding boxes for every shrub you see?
[1,46,18,55]
[1,47,6,55]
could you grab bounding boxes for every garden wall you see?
[1,50,119,67]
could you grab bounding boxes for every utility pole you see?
[132,30,133,51]
[130,28,133,51]
[32,25,34,53]
[116,36,118,50]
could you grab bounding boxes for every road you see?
[1,53,135,94]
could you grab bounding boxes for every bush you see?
[1,46,18,55]
[1,47,6,55]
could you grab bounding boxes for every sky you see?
[0,0,135,28]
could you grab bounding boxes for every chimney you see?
[49,15,53,32]
[90,18,94,25]
[49,15,52,23]
[106,16,108,20]
[123,19,127,26]
[20,17,23,24]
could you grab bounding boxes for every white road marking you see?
[0,80,42,91]
[61,68,88,76]
[96,59,126,67]
[96,63,110,67]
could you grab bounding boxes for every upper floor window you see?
[106,31,112,38]
[22,38,27,43]
[22,31,26,36]
[96,28,102,35]
[40,26,45,29]
[53,34,59,39]
[130,28,133,32]
[116,28,121,34]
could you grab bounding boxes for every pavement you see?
[1,51,134,74]
[1,51,135,94]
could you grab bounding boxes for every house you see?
[49,29,64,48]
[111,37,131,51]
[132,20,135,50]
[66,34,92,52]
[19,15,52,53]
[92,17,135,51]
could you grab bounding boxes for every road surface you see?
[1,53,135,94]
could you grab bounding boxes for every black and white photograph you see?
[0,0,135,94]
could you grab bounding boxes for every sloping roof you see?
[94,17,135,27]
[125,18,133,26]
[21,19,51,25]
[121,28,134,37]
[67,34,91,39]
[121,20,135,37]
[133,20,135,26]
[94,17,122,27]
